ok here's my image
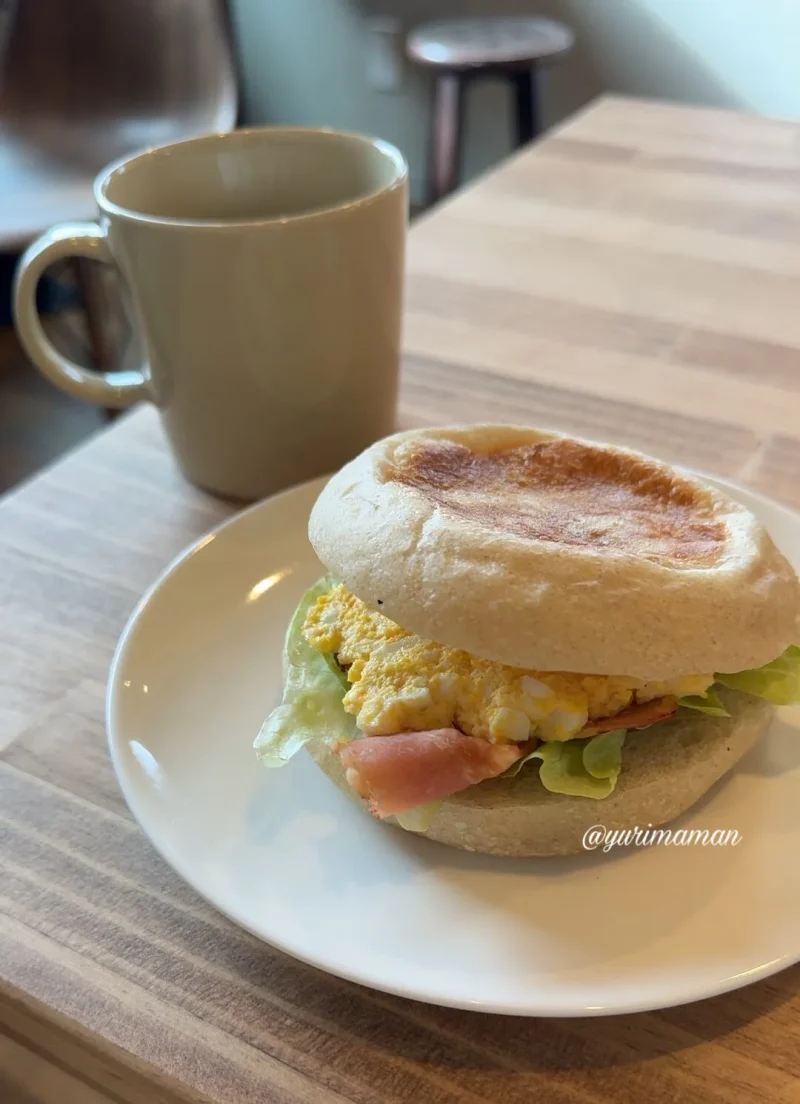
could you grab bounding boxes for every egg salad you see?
[303,584,713,743]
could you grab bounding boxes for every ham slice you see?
[339,728,524,818]
[339,698,677,818]
[580,695,678,738]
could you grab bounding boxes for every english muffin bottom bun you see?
[307,689,770,857]
[255,425,800,857]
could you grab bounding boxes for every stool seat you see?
[407,16,575,204]
[407,16,574,71]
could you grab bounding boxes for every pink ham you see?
[580,696,678,738]
[339,729,525,818]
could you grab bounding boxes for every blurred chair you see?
[407,16,574,204]
[0,0,238,385]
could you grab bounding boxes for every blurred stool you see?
[407,16,574,203]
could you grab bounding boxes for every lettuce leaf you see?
[583,729,627,779]
[395,802,442,832]
[679,686,730,717]
[502,729,626,799]
[501,743,542,779]
[320,647,349,690]
[715,645,800,706]
[679,647,800,714]
[254,578,357,767]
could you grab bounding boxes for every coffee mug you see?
[13,128,408,500]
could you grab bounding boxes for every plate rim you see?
[106,469,800,1017]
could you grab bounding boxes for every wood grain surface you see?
[2,96,800,1103]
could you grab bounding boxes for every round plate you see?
[107,474,800,1016]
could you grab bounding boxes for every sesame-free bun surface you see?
[309,425,799,680]
[306,690,771,857]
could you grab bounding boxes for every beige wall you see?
[229,0,800,203]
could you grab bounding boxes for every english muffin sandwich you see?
[255,426,800,856]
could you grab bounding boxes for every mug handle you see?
[13,222,154,407]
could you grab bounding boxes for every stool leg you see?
[511,68,540,147]
[431,72,465,203]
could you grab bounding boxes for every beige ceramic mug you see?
[14,128,408,500]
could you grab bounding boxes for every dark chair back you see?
[0,0,237,171]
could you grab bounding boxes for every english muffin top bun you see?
[310,425,799,680]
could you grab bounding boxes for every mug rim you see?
[95,125,408,229]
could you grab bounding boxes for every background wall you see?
[229,0,800,204]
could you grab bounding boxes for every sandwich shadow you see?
[736,713,800,779]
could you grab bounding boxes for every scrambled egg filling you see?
[304,585,713,742]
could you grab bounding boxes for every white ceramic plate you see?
[107,474,800,1016]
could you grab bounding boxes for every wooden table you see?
[2,96,799,1103]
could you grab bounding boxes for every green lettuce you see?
[502,729,626,799]
[715,645,800,706]
[678,646,800,715]
[394,802,442,832]
[583,728,627,779]
[254,578,357,767]
[679,686,730,717]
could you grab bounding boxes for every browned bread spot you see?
[389,438,724,567]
